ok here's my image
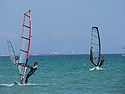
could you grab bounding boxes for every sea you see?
[0,54,125,94]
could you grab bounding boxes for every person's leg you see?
[25,70,35,84]
[25,76,29,84]
[25,70,32,84]
[99,61,103,67]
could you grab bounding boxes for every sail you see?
[18,10,32,84]
[7,40,16,64]
[90,26,101,66]
[122,46,125,56]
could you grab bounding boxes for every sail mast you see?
[96,27,101,66]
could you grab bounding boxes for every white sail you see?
[90,26,101,66]
[7,40,16,64]
[18,10,32,84]
[122,46,125,56]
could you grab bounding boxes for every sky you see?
[0,0,125,55]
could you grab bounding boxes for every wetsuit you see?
[25,65,38,84]
[15,60,19,65]
[99,58,104,68]
[90,48,97,67]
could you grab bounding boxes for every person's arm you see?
[33,65,38,69]
[15,62,32,69]
[26,64,33,69]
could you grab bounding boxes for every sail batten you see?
[91,34,98,38]
[20,49,28,53]
[21,36,30,40]
[23,24,30,28]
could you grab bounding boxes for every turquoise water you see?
[0,54,125,94]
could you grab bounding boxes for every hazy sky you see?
[0,0,125,55]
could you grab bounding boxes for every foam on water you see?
[0,82,58,87]
[89,67,105,71]
[0,83,15,87]
[0,83,41,87]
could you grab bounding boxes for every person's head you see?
[15,56,19,60]
[34,61,38,66]
[101,56,104,59]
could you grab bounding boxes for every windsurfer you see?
[90,47,97,66]
[25,61,38,84]
[99,56,104,68]
[15,56,19,65]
